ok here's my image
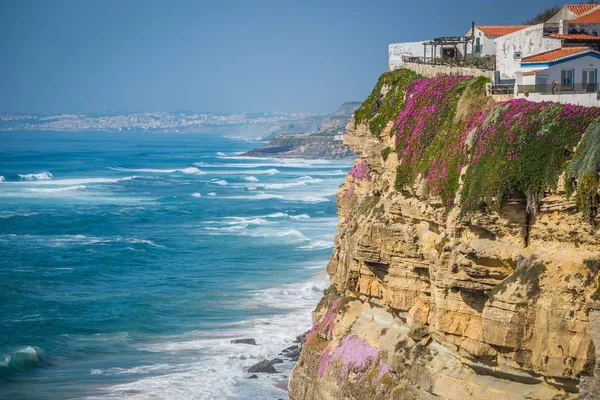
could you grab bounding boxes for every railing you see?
[517,83,599,94]
[487,83,515,95]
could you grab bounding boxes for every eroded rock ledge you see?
[289,70,600,400]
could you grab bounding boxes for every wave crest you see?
[18,171,53,181]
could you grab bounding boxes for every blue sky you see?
[0,0,567,114]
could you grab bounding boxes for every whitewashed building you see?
[467,25,530,57]
[388,40,430,70]
[517,46,600,91]
[496,4,600,80]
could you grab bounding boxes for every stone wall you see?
[396,62,494,79]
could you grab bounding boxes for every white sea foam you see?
[39,235,165,249]
[18,171,53,180]
[191,193,202,198]
[243,176,259,182]
[111,166,205,175]
[0,176,4,182]
[299,240,335,250]
[207,192,216,196]
[211,179,228,186]
[254,176,323,190]
[94,276,329,400]
[290,214,311,220]
[179,167,205,175]
[10,176,139,186]
[25,185,87,193]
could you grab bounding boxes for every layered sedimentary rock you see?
[289,70,600,400]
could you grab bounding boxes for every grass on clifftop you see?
[354,69,422,137]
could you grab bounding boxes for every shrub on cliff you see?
[354,69,422,137]
[462,100,600,214]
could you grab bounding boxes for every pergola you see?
[423,36,475,64]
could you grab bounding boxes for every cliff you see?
[243,102,361,159]
[289,69,600,399]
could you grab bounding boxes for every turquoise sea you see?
[0,131,350,399]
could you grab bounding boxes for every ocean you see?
[0,131,350,400]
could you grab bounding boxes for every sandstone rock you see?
[289,111,599,399]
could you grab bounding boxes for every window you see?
[475,38,481,53]
[561,69,574,90]
[514,51,522,60]
[583,69,597,92]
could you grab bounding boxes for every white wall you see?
[468,28,497,57]
[388,41,428,71]
[495,24,562,79]
[546,8,577,23]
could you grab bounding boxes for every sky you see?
[0,0,568,114]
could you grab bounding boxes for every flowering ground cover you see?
[354,69,600,218]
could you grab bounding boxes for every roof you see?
[521,46,599,64]
[550,33,600,41]
[475,25,530,37]
[522,69,547,76]
[570,6,600,23]
[565,4,599,16]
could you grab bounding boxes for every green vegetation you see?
[354,69,422,137]
[567,121,600,226]
[381,146,393,161]
[358,194,381,215]
[523,6,561,25]
[462,101,599,214]
[356,68,600,226]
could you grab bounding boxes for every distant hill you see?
[243,101,361,159]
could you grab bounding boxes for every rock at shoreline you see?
[248,360,278,374]
[295,331,308,344]
[247,374,258,379]
[282,345,300,360]
[231,338,256,345]
[270,358,284,364]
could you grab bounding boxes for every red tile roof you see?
[550,33,600,41]
[521,46,597,63]
[522,69,546,76]
[565,4,599,16]
[476,25,530,37]
[570,6,600,23]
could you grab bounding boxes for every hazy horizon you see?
[1,0,566,114]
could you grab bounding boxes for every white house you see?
[515,46,600,106]
[516,46,600,92]
[495,24,563,80]
[388,40,429,70]
[467,25,530,57]
[495,4,600,80]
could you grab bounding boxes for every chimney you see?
[559,19,569,35]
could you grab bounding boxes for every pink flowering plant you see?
[394,74,473,205]
[318,336,391,385]
[348,160,372,181]
[387,71,600,214]
[343,183,355,198]
[461,99,600,213]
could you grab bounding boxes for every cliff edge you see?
[289,70,600,400]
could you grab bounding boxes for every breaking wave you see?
[18,171,53,181]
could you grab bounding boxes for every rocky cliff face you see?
[289,70,600,400]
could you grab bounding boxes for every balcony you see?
[517,83,599,94]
